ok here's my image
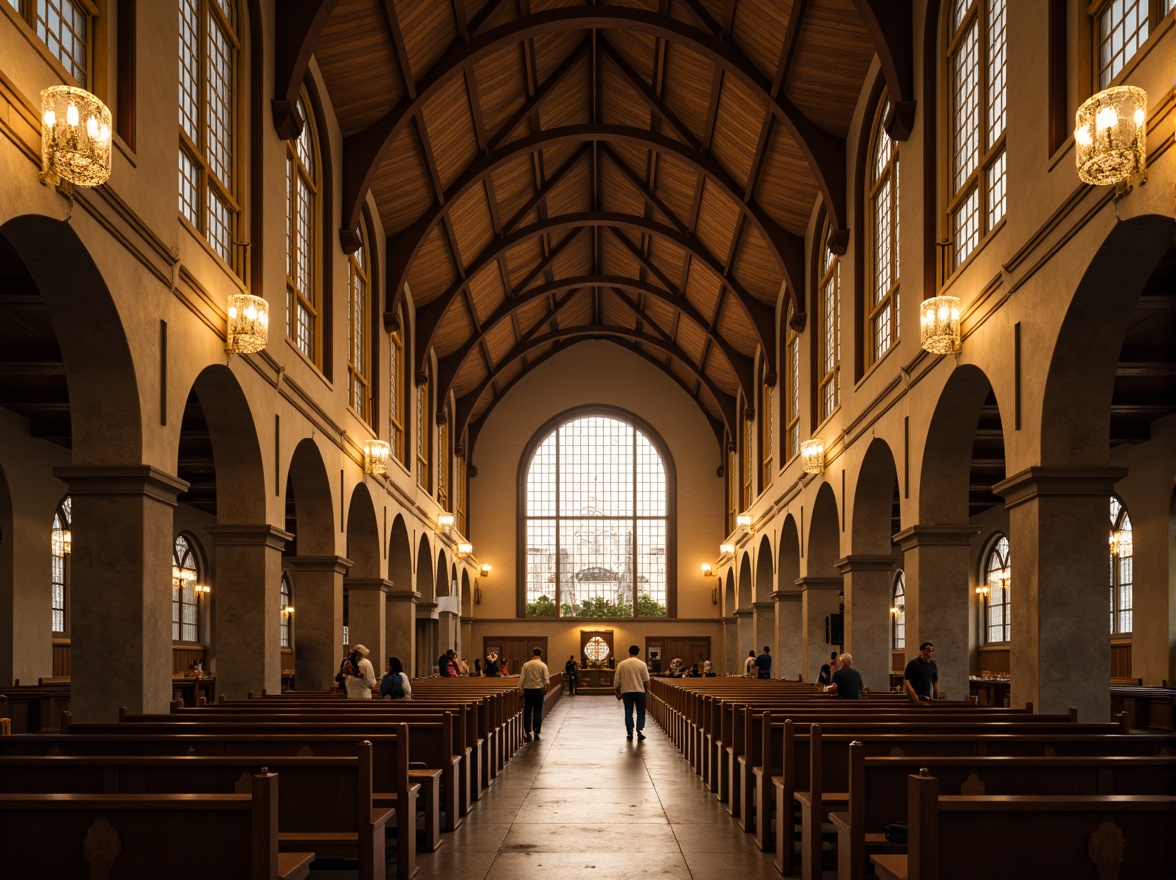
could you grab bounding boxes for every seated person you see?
[822,653,863,699]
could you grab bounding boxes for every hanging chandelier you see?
[920,296,961,355]
[1074,86,1147,186]
[225,293,269,354]
[41,85,112,187]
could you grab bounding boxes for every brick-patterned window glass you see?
[983,533,1011,644]
[437,413,449,508]
[869,100,900,366]
[785,304,800,461]
[50,495,71,635]
[280,576,292,648]
[286,93,319,363]
[9,0,92,86]
[727,448,737,535]
[818,231,840,421]
[741,414,753,510]
[1096,0,1173,88]
[172,534,200,643]
[455,451,467,535]
[948,0,1006,269]
[760,374,773,490]
[177,0,237,265]
[416,378,429,492]
[348,224,371,423]
[1108,497,1133,635]
[523,414,669,618]
[892,570,906,650]
[389,327,405,463]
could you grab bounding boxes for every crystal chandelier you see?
[41,86,112,187]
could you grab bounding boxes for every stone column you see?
[206,525,294,699]
[994,467,1125,720]
[796,576,842,682]
[345,577,390,673]
[54,466,188,721]
[773,590,803,681]
[734,608,752,672]
[753,601,775,674]
[286,555,350,691]
[893,525,978,704]
[835,555,897,697]
[385,590,420,677]
[416,603,438,678]
[722,616,740,674]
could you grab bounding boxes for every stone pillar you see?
[346,577,390,673]
[796,576,842,683]
[773,591,803,681]
[385,590,419,677]
[54,466,188,721]
[835,555,897,698]
[994,467,1125,720]
[206,525,293,699]
[286,555,349,691]
[722,616,739,674]
[753,601,775,674]
[893,525,978,705]
[734,609,752,672]
[416,603,438,678]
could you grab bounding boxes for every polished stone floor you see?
[406,693,786,880]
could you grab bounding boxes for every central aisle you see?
[410,693,782,880]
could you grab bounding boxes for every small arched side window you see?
[982,533,1010,643]
[868,99,900,366]
[172,534,202,643]
[1109,496,1133,635]
[51,495,72,635]
[389,308,406,465]
[287,90,321,363]
[784,302,800,462]
[280,574,293,649]
[348,220,372,423]
[818,223,841,422]
[892,570,906,650]
[760,363,774,491]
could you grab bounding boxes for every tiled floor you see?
[405,693,785,880]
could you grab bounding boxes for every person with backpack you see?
[380,656,412,700]
[342,644,377,699]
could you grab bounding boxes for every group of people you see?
[337,644,412,700]
[744,647,773,678]
[814,640,940,702]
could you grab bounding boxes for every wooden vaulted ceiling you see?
[282,0,916,447]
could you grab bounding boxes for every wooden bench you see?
[0,743,396,880]
[870,770,1176,880]
[0,771,314,880]
[829,743,1176,880]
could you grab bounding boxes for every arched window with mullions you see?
[867,99,900,367]
[523,412,672,619]
[817,223,841,422]
[982,533,1010,643]
[172,534,202,643]
[287,90,321,364]
[280,574,294,649]
[348,219,372,424]
[51,495,72,635]
[891,570,906,650]
[1109,496,1133,635]
[179,0,238,266]
[389,308,406,467]
[784,302,800,462]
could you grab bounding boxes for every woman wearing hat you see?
[484,651,500,677]
[345,644,377,699]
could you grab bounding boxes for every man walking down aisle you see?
[614,644,651,741]
[519,647,551,741]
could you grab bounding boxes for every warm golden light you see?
[736,514,752,533]
[363,439,391,475]
[1075,86,1147,186]
[226,293,269,354]
[701,563,714,577]
[801,439,825,474]
[719,543,735,556]
[479,564,492,578]
[40,86,112,187]
[920,296,961,355]
[436,513,455,532]
[456,542,473,558]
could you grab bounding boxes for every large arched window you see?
[1109,496,1133,635]
[437,404,450,509]
[817,224,840,422]
[389,309,406,466]
[891,570,906,650]
[280,574,293,649]
[868,99,900,366]
[523,413,670,618]
[760,365,774,491]
[10,1,93,86]
[172,534,201,643]
[1095,0,1174,88]
[287,91,321,363]
[982,533,1010,643]
[179,0,238,265]
[416,371,430,492]
[947,0,1006,268]
[348,220,372,423]
[784,302,800,462]
[51,495,71,635]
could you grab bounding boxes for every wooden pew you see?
[0,771,315,880]
[0,744,395,880]
[871,770,1176,880]
[830,743,1176,880]
[0,729,417,880]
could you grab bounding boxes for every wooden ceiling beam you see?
[850,0,916,139]
[271,0,339,139]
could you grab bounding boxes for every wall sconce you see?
[701,563,714,577]
[1109,529,1131,557]
[456,542,473,559]
[890,603,904,616]
[225,293,269,354]
[736,514,753,534]
[436,513,455,534]
[172,566,196,587]
[363,439,391,475]
[920,296,961,355]
[711,586,718,605]
[975,584,989,598]
[195,584,211,597]
[800,439,825,474]
[62,530,71,554]
[480,563,492,578]
[40,85,112,188]
[282,604,294,616]
[719,542,734,557]
[1075,86,1147,187]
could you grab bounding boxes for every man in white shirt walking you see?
[519,647,551,741]
[614,644,651,741]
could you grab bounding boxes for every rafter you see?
[851,0,916,139]
[272,0,339,139]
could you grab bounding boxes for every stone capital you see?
[993,466,1127,509]
[344,577,391,594]
[793,576,843,592]
[207,524,295,551]
[386,590,421,604]
[733,608,753,618]
[285,555,353,575]
[771,590,802,603]
[892,524,978,551]
[835,554,899,574]
[752,601,775,611]
[53,465,189,505]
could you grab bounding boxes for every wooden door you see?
[484,636,548,676]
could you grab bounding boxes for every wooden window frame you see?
[347,221,372,424]
[866,98,900,369]
[285,90,321,365]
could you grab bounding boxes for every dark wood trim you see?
[921,0,941,302]
[853,74,888,383]
[114,0,135,148]
[1047,0,1068,155]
